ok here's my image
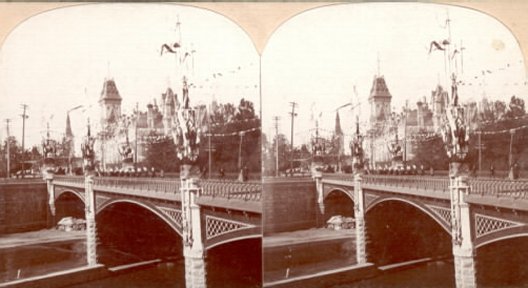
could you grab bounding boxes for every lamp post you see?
[350,115,366,264]
[440,73,476,288]
[81,119,97,266]
[171,76,206,288]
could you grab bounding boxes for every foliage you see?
[205,98,260,174]
[0,136,42,177]
[412,136,450,170]
[143,131,180,172]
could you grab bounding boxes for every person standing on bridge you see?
[490,164,495,177]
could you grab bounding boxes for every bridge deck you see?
[322,174,528,207]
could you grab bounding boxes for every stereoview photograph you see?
[0,3,261,287]
[261,3,527,288]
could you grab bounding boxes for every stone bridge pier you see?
[450,175,476,288]
[181,178,206,288]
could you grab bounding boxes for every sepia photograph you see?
[261,2,528,288]
[0,1,527,288]
[0,3,261,287]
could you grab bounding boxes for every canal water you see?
[2,237,527,287]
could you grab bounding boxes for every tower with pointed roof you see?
[368,75,392,126]
[161,87,177,135]
[334,111,344,172]
[99,78,122,126]
[335,111,344,155]
[65,114,74,154]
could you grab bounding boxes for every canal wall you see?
[0,265,109,288]
[263,179,318,234]
[0,181,49,234]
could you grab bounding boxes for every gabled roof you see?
[369,76,392,100]
[99,78,122,102]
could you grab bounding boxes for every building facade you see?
[366,75,446,167]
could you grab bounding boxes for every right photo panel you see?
[261,3,528,288]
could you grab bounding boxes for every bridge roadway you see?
[323,174,528,210]
[53,175,261,212]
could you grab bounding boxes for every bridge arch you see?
[55,189,85,204]
[366,196,451,234]
[476,230,528,249]
[206,237,261,287]
[323,189,355,223]
[365,197,452,266]
[206,233,261,251]
[97,199,182,237]
[54,190,86,223]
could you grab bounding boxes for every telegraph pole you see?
[273,116,280,176]
[20,104,28,178]
[135,102,139,168]
[4,119,11,178]
[403,99,408,165]
[289,102,297,176]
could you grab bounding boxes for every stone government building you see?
[363,73,451,168]
[93,77,206,169]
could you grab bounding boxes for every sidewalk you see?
[0,229,85,249]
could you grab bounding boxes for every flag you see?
[451,49,459,59]
[160,42,180,56]
[428,41,445,54]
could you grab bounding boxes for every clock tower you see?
[99,78,122,126]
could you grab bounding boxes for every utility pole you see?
[4,119,11,178]
[238,131,245,170]
[289,102,297,176]
[20,104,28,178]
[273,116,280,177]
[135,102,139,168]
[403,100,408,165]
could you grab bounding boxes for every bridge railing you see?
[470,178,528,199]
[362,175,450,193]
[53,175,261,201]
[323,173,528,199]
[94,177,179,194]
[200,180,261,201]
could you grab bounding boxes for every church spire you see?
[335,111,343,136]
[65,114,73,138]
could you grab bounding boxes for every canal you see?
[1,235,527,287]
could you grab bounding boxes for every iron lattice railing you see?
[322,174,528,199]
[53,175,261,201]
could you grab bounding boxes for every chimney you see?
[147,103,154,129]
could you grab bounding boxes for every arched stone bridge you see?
[317,173,528,287]
[50,175,261,251]
[321,174,528,249]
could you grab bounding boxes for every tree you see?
[206,99,260,175]
[0,136,41,177]
[143,131,180,172]
[505,95,525,119]
[412,136,450,170]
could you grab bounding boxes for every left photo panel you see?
[0,3,262,287]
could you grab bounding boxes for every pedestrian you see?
[160,169,164,178]
[219,167,225,179]
[490,164,495,177]
[430,166,434,176]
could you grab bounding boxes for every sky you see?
[262,3,528,149]
[0,3,259,149]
